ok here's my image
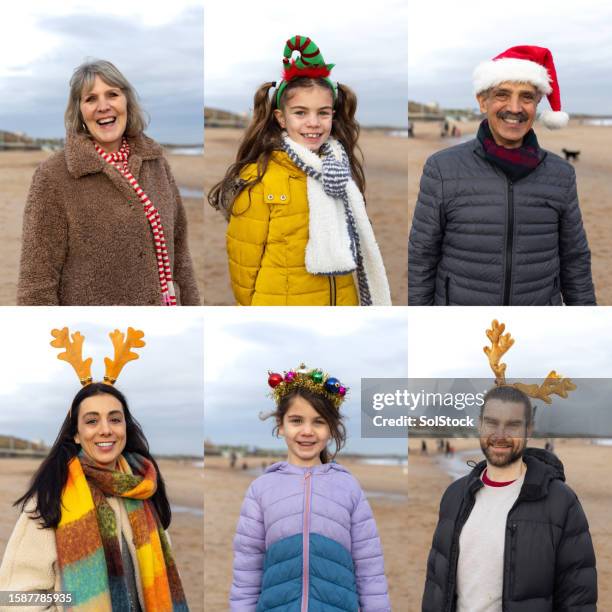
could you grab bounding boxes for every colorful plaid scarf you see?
[56,453,188,611]
[95,139,177,306]
[477,119,545,181]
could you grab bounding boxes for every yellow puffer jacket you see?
[226,151,359,306]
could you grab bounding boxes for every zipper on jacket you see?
[445,493,477,612]
[501,486,527,611]
[301,471,312,612]
[445,276,450,306]
[502,522,518,611]
[502,180,514,305]
[328,277,337,306]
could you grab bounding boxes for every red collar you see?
[482,468,517,487]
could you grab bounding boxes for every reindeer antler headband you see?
[51,327,145,386]
[484,320,576,403]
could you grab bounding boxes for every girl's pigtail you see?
[333,83,366,196]
[207,82,280,219]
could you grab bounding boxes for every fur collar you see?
[64,131,164,179]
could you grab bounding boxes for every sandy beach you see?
[0,150,204,305]
[203,128,409,305]
[406,438,612,610]
[408,120,612,304]
[204,455,409,610]
[0,457,204,611]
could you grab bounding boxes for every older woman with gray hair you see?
[17,59,200,305]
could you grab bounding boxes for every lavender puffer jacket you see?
[230,461,391,611]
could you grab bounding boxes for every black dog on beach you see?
[562,148,580,162]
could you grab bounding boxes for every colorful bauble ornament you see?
[324,377,341,394]
[266,364,348,409]
[268,372,283,388]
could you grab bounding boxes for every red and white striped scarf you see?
[95,139,177,306]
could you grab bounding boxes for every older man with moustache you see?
[409,46,596,305]
[421,386,597,612]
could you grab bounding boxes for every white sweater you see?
[456,471,525,612]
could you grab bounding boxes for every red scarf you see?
[477,119,544,182]
[95,139,177,306]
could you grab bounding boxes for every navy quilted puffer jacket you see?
[408,139,596,305]
[422,448,597,612]
[230,461,390,611]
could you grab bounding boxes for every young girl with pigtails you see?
[208,35,391,306]
[230,365,391,611]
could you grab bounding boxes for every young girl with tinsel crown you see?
[230,365,391,611]
[209,35,391,306]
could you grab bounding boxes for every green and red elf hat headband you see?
[275,35,337,108]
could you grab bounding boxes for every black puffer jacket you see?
[408,139,596,305]
[422,448,597,612]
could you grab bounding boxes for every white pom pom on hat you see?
[473,45,569,129]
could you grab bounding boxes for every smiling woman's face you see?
[74,393,127,468]
[79,74,127,153]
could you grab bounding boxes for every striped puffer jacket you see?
[230,461,391,611]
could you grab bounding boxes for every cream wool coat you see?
[17,132,201,306]
[0,498,144,612]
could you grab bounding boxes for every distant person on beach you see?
[230,365,391,610]
[409,45,595,305]
[0,328,188,610]
[17,59,200,306]
[422,385,597,611]
[208,35,391,306]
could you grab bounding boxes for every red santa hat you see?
[473,45,569,129]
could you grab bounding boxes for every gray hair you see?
[65,59,149,136]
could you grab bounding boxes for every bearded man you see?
[422,386,597,611]
[409,46,596,305]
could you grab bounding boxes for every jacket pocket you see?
[444,276,450,306]
[549,276,562,305]
[262,174,291,205]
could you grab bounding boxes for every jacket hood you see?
[64,131,164,179]
[264,461,350,476]
[523,447,565,480]
[467,447,565,501]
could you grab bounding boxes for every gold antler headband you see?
[484,319,576,404]
[51,327,145,386]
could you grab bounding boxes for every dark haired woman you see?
[229,366,391,611]
[17,59,200,306]
[0,383,188,611]
[208,35,390,306]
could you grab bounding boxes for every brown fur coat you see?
[17,132,200,305]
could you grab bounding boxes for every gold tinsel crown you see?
[267,363,347,409]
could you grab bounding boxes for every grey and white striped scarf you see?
[282,133,391,306]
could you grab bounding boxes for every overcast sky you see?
[407,307,612,378]
[409,0,612,114]
[0,308,203,456]
[0,1,202,143]
[204,309,408,456]
[205,0,408,127]
[407,308,612,437]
